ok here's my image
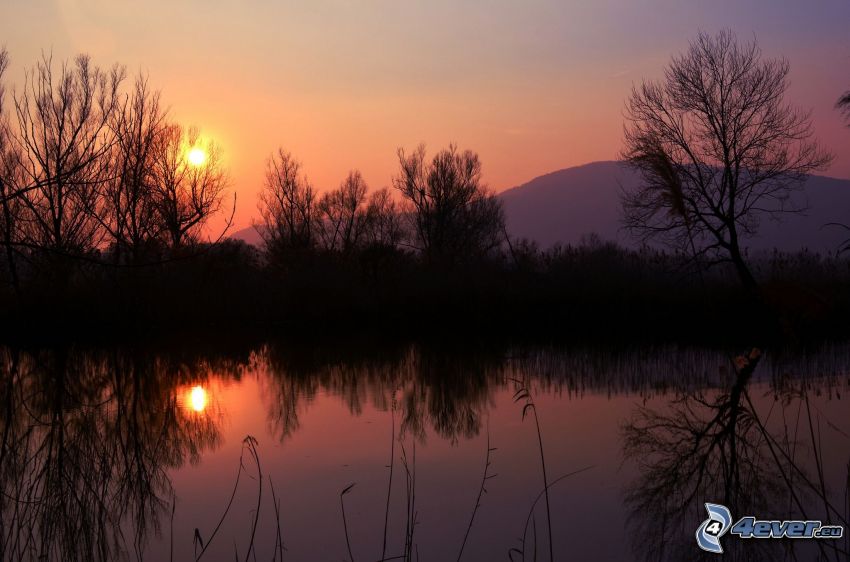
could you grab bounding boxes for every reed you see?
[511,376,553,562]
[381,393,396,561]
[456,430,497,562]
[339,483,357,562]
[194,435,261,561]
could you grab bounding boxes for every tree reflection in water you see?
[258,343,499,444]
[0,342,507,561]
[0,347,225,561]
[1,342,848,561]
[622,348,850,562]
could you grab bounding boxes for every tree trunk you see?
[0,180,19,295]
[729,242,758,294]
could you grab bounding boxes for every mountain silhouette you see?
[231,223,264,246]
[232,161,850,253]
[501,161,850,253]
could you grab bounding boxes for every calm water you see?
[1,343,849,561]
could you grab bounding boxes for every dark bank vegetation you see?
[0,32,848,345]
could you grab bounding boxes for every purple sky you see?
[2,0,848,230]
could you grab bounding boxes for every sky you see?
[1,0,849,232]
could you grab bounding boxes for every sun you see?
[189,385,208,412]
[187,147,207,167]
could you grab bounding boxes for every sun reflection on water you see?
[188,385,208,413]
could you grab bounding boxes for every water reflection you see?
[0,342,847,561]
[622,348,850,561]
[187,385,208,412]
[257,344,504,443]
[0,347,226,561]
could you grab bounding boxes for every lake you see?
[1,342,848,561]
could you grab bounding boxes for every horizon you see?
[2,0,848,233]
[230,158,850,239]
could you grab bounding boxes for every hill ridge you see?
[232,161,850,252]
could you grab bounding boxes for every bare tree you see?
[363,187,404,249]
[151,124,228,248]
[393,144,504,266]
[257,148,316,258]
[11,53,125,265]
[0,47,21,290]
[100,75,166,263]
[316,170,369,254]
[622,30,832,291]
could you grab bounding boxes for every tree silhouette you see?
[393,144,504,267]
[151,124,228,248]
[622,30,832,291]
[316,170,370,254]
[0,48,21,291]
[363,187,404,249]
[11,54,125,275]
[99,75,166,264]
[257,148,316,261]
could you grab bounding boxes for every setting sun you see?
[189,385,207,412]
[187,147,207,167]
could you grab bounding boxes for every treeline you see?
[0,48,849,344]
[0,51,230,285]
[0,50,504,283]
[4,226,849,345]
[255,143,503,268]
[0,49,513,340]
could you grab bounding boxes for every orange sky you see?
[2,0,849,233]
